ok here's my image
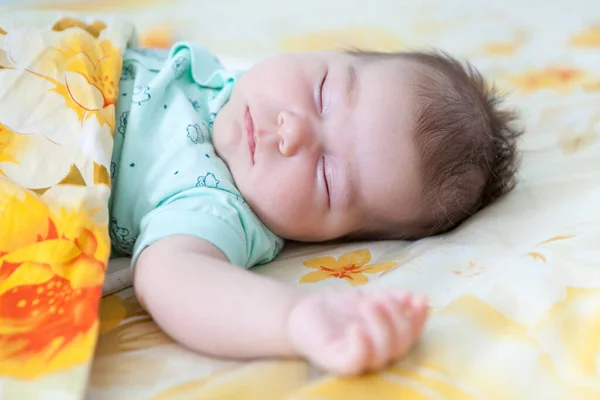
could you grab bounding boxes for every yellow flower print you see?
[560,129,598,155]
[527,234,575,263]
[506,67,599,93]
[290,366,481,400]
[98,294,127,335]
[300,249,397,286]
[95,294,172,357]
[534,287,600,385]
[0,177,53,254]
[483,30,527,56]
[570,25,600,47]
[0,178,110,378]
[49,33,121,129]
[35,0,165,12]
[52,17,106,39]
[149,361,309,400]
[539,235,575,245]
[140,26,175,49]
[451,261,484,277]
[281,27,403,52]
[484,42,518,55]
[528,252,547,262]
[0,122,27,175]
[3,24,122,129]
[287,295,598,400]
[0,20,119,189]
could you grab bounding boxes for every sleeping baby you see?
[109,43,521,375]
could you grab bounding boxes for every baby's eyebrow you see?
[346,64,357,109]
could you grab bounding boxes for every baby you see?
[109,43,521,375]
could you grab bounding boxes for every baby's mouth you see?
[244,106,256,164]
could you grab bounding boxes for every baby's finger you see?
[360,300,394,370]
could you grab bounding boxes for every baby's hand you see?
[287,289,427,376]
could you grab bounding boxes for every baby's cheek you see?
[252,176,311,218]
[264,181,305,212]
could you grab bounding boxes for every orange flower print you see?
[300,249,397,286]
[0,179,109,378]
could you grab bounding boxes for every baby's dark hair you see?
[351,50,523,239]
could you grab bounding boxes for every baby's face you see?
[213,52,422,241]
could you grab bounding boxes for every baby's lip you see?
[244,106,256,164]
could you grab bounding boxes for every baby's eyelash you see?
[319,71,328,113]
[322,156,330,199]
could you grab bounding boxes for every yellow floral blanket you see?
[0,11,134,398]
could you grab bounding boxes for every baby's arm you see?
[134,234,302,358]
[134,235,428,375]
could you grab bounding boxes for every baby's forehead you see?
[352,59,419,132]
[342,57,442,234]
[343,113,422,236]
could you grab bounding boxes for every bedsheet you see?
[1,0,600,399]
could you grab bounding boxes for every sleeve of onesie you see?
[130,187,282,269]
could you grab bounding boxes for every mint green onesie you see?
[109,43,283,268]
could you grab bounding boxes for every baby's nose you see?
[277,111,314,157]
